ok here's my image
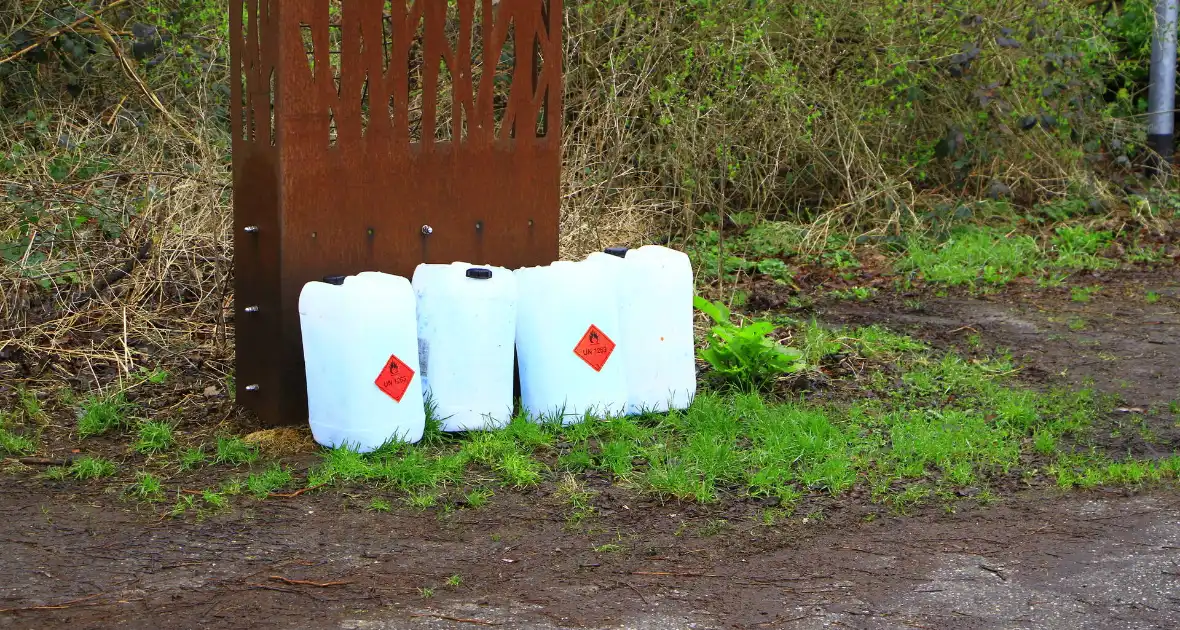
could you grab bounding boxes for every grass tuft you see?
[463,488,493,508]
[369,497,392,513]
[135,421,175,455]
[214,437,259,466]
[70,456,117,480]
[246,464,293,498]
[77,392,131,438]
[127,472,164,501]
[0,415,37,456]
[178,446,209,471]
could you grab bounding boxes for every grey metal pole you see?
[1147,0,1179,169]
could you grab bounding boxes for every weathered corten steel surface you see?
[231,0,562,426]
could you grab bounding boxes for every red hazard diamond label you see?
[374,353,415,402]
[573,324,616,372]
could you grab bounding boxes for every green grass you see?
[127,471,164,501]
[1050,454,1179,490]
[829,287,875,301]
[214,437,259,466]
[1070,286,1101,303]
[405,490,439,509]
[135,421,175,455]
[70,456,117,480]
[77,391,131,438]
[169,495,197,518]
[897,224,1126,289]
[246,464,293,498]
[463,488,493,508]
[898,227,1042,287]
[369,497,392,512]
[445,574,463,588]
[0,417,37,456]
[178,446,209,471]
[1052,226,1116,271]
[1146,291,1161,304]
[14,387,45,424]
[556,474,597,523]
[202,490,229,510]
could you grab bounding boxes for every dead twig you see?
[92,18,201,146]
[268,575,351,588]
[247,583,303,595]
[268,484,326,498]
[758,614,815,627]
[0,0,130,65]
[620,581,649,605]
[978,564,1008,581]
[71,240,152,307]
[408,613,499,626]
[629,571,722,578]
[17,457,71,466]
[0,592,102,613]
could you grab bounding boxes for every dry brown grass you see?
[0,95,232,393]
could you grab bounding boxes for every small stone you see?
[987,181,1013,199]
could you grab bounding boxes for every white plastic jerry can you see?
[514,260,629,423]
[298,271,425,452]
[585,245,697,414]
[412,262,517,432]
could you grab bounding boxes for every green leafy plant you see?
[694,296,804,391]
[829,286,875,301]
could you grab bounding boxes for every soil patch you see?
[2,478,1178,629]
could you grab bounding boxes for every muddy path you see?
[3,272,1180,630]
[2,479,1179,630]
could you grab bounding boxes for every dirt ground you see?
[3,270,1179,630]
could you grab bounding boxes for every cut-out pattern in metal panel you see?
[232,0,562,427]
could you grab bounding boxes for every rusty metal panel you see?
[231,0,284,423]
[232,0,562,426]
